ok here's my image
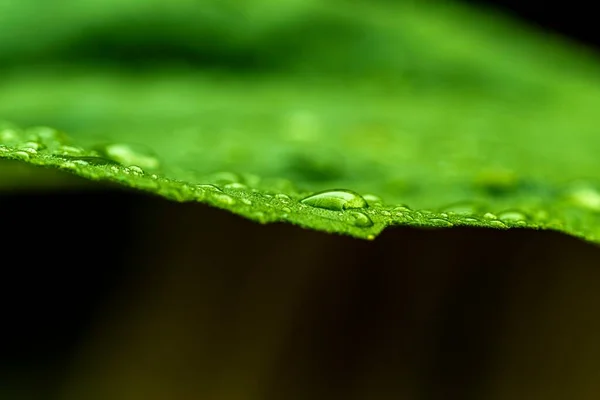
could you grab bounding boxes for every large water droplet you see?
[213,193,235,206]
[300,189,368,211]
[349,211,374,228]
[96,143,160,170]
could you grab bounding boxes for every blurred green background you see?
[2,1,600,399]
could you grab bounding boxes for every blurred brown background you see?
[1,165,599,400]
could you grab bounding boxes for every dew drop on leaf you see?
[363,193,383,205]
[300,189,368,211]
[430,218,453,227]
[349,211,374,228]
[497,210,528,222]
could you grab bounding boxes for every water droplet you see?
[21,147,37,155]
[393,205,411,212]
[240,198,253,205]
[151,174,158,179]
[213,193,235,206]
[301,189,368,211]
[12,151,30,160]
[430,218,453,227]
[483,212,498,220]
[19,141,40,151]
[281,207,292,213]
[72,159,89,166]
[0,146,8,152]
[567,186,600,212]
[349,211,374,228]
[275,193,292,202]
[129,165,144,175]
[498,210,528,222]
[96,143,160,170]
[59,145,84,156]
[381,210,391,216]
[488,220,508,228]
[363,194,383,205]
[441,201,478,215]
[224,182,247,190]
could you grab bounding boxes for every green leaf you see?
[1,0,600,243]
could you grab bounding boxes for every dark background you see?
[2,1,600,399]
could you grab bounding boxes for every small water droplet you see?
[213,193,235,206]
[497,210,528,222]
[12,151,30,160]
[19,141,41,151]
[483,212,498,220]
[301,189,368,211]
[97,143,160,170]
[393,205,411,212]
[0,146,8,152]
[151,174,158,179]
[381,210,391,216]
[281,207,292,213]
[21,147,37,155]
[349,211,374,228]
[275,193,292,202]
[129,165,144,175]
[224,182,247,190]
[488,220,508,228]
[59,145,84,156]
[240,198,253,205]
[72,160,89,166]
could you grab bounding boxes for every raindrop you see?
[349,211,374,228]
[211,171,243,184]
[240,198,253,205]
[301,189,368,211]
